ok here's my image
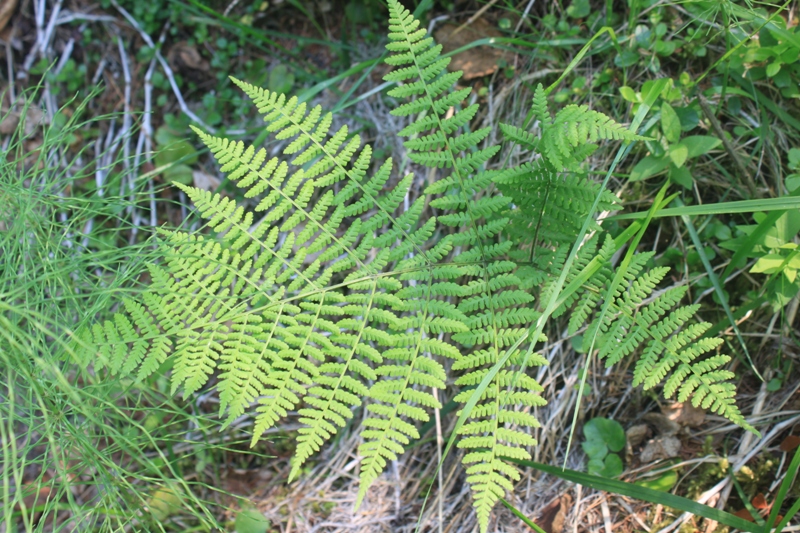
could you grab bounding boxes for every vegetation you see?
[2,0,800,532]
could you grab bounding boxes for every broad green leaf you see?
[767,62,782,77]
[788,148,800,170]
[637,470,678,491]
[587,457,606,476]
[786,173,800,192]
[235,508,270,533]
[669,164,693,189]
[678,135,721,158]
[642,78,672,100]
[148,487,183,521]
[600,453,624,478]
[154,142,198,170]
[674,105,699,131]
[630,155,669,181]
[660,103,681,143]
[566,0,590,18]
[654,39,677,56]
[162,164,195,185]
[615,49,640,68]
[582,439,608,459]
[669,144,689,167]
[583,418,625,452]
[269,64,295,94]
[751,254,786,274]
[619,86,638,103]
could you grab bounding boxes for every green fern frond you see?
[543,103,646,170]
[496,160,620,246]
[74,3,760,530]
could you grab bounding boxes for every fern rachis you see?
[76,2,758,530]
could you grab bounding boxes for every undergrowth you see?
[0,92,238,531]
[73,2,760,530]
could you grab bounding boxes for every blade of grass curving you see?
[609,195,800,220]
[565,182,670,467]
[504,458,762,533]
[773,498,800,533]
[766,444,800,533]
[499,498,548,533]
[677,198,762,380]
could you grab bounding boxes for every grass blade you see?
[566,182,670,465]
[766,445,800,533]
[499,498,548,533]
[504,458,762,533]
[677,199,762,381]
[609,196,800,220]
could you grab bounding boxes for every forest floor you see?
[2,0,800,532]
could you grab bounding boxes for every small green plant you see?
[155,121,201,185]
[582,417,625,478]
[234,506,271,533]
[719,173,800,310]
[1,90,230,531]
[77,3,757,530]
[726,8,800,100]
[623,79,720,189]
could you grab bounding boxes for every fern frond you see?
[75,4,759,530]
[542,103,646,170]
[496,160,620,246]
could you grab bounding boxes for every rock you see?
[434,18,508,80]
[640,436,682,462]
[662,402,706,428]
[643,412,680,436]
[626,424,650,447]
[192,170,220,191]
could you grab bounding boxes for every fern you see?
[76,2,758,530]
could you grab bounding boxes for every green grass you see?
[0,89,265,532]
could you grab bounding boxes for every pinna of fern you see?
[72,1,760,531]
